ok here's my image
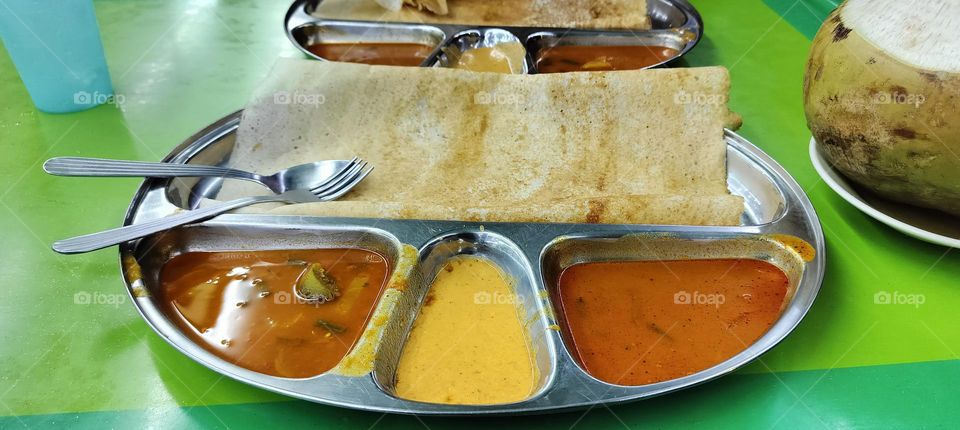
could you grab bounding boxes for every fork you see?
[52,159,372,254]
[42,157,354,194]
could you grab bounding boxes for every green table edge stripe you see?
[4,359,957,428]
[763,0,839,39]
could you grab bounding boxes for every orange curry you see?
[556,259,789,385]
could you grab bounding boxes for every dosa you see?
[220,59,743,226]
[314,0,651,30]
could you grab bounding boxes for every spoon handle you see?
[51,194,283,254]
[43,157,258,181]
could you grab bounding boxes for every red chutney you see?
[536,45,679,73]
[556,259,789,385]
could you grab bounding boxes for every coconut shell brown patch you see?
[832,19,852,42]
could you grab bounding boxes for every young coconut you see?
[804,0,960,216]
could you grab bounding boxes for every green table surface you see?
[1,0,958,428]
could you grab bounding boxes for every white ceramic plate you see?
[809,137,960,248]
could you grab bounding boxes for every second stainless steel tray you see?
[284,0,704,73]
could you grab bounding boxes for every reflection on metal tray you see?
[283,0,703,73]
[119,111,824,415]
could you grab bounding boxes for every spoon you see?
[51,159,373,254]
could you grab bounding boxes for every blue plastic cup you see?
[0,0,114,113]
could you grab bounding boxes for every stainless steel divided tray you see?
[283,0,703,73]
[119,111,824,415]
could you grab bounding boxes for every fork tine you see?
[311,159,362,193]
[312,160,365,195]
[319,165,373,201]
[313,161,366,198]
[309,157,359,192]
[314,166,366,201]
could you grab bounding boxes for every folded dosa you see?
[314,0,651,30]
[270,195,744,225]
[224,59,743,225]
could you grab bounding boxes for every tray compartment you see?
[540,232,806,386]
[372,229,557,404]
[526,29,693,72]
[129,222,408,378]
[431,28,531,74]
[291,21,446,65]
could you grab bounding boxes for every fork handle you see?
[43,157,260,181]
[52,195,284,254]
